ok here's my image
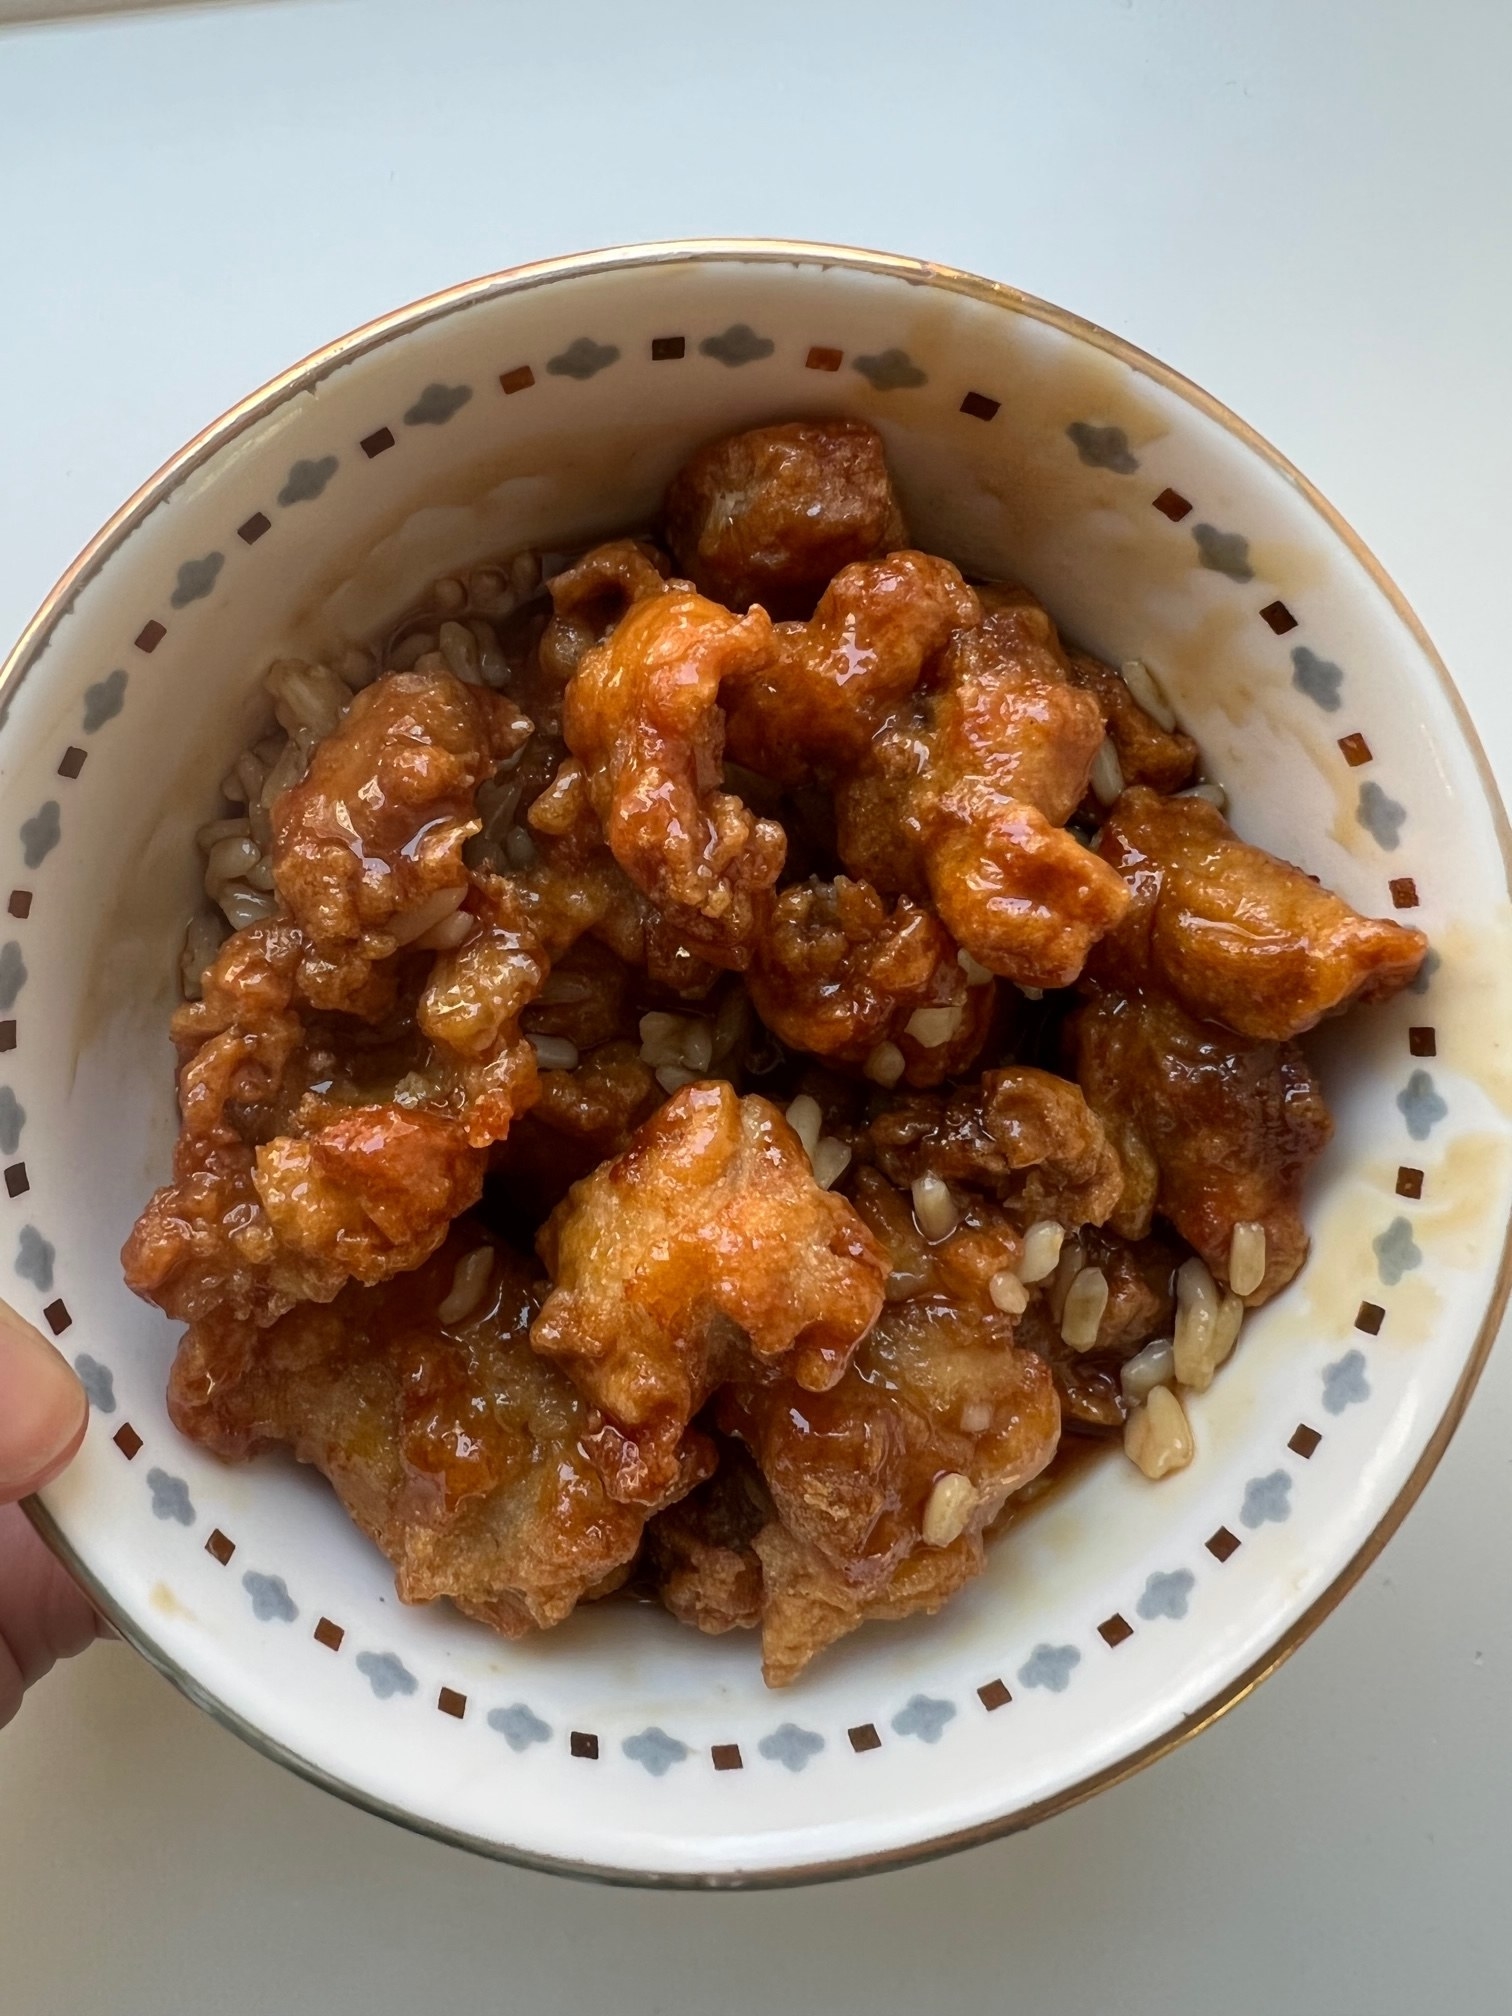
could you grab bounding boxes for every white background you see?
[2,2,1509,2009]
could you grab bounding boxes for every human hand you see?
[1,1299,106,1727]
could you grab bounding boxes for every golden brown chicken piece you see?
[124,870,547,1328]
[835,584,1131,988]
[252,1103,485,1292]
[124,1138,336,1327]
[747,877,993,1088]
[531,1082,889,1506]
[721,1292,1060,1682]
[1092,787,1427,1039]
[1066,652,1199,794]
[547,537,673,620]
[665,418,909,617]
[1067,986,1334,1302]
[561,590,787,967]
[168,1233,703,1635]
[271,667,533,960]
[754,1522,984,1688]
[864,1065,1125,1229]
[723,553,980,784]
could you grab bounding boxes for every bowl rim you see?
[11,235,1512,1889]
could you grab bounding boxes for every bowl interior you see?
[7,244,1511,1883]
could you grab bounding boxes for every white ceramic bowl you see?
[6,241,1510,1885]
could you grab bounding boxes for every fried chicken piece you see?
[412,871,547,1146]
[1067,986,1334,1301]
[547,537,672,619]
[921,788,1135,991]
[646,1443,770,1635]
[754,1521,982,1688]
[531,1082,889,1505]
[519,936,637,1052]
[561,589,787,966]
[253,1103,484,1296]
[665,418,908,618]
[125,870,544,1328]
[847,1170,1036,1332]
[489,1039,664,1226]
[168,1234,702,1635]
[722,1293,1059,1682]
[834,583,1131,988]
[1092,787,1428,1039]
[123,1137,340,1327]
[1066,652,1198,794]
[723,553,980,785]
[1009,1221,1184,1432]
[747,877,993,1087]
[271,667,533,959]
[864,1066,1125,1229]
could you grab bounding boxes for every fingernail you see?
[0,1298,88,1496]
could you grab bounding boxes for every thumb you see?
[0,1299,88,1500]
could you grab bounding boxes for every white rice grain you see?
[530,1034,580,1072]
[1119,657,1178,731]
[784,1095,823,1159]
[911,1174,958,1242]
[438,1246,493,1326]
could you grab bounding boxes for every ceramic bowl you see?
[5,241,1510,1886]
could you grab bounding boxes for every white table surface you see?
[3,2,1510,2008]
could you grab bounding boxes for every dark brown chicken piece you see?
[168,1233,702,1635]
[561,589,786,967]
[271,667,532,960]
[723,553,980,785]
[722,1293,1060,1683]
[1009,1222,1183,1433]
[1092,787,1427,1039]
[747,877,993,1088]
[1066,651,1199,794]
[864,1065,1125,1229]
[646,1444,770,1635]
[1067,986,1334,1301]
[848,1167,1023,1309]
[531,1082,889,1506]
[488,1040,663,1229]
[665,418,908,617]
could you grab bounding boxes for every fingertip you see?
[0,1299,89,1500]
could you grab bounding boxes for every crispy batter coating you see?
[747,877,992,1088]
[561,589,787,966]
[488,1041,663,1225]
[864,1065,1125,1229]
[665,419,908,618]
[921,788,1134,991]
[848,1167,1023,1308]
[722,1293,1059,1682]
[547,537,673,619]
[723,553,979,784]
[646,1444,770,1635]
[753,1521,983,1688]
[124,1137,338,1327]
[835,584,1131,987]
[253,1103,484,1293]
[168,1233,703,1634]
[1066,652,1198,794]
[1092,787,1427,1039]
[272,667,532,958]
[531,1082,889,1505]
[1067,986,1334,1301]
